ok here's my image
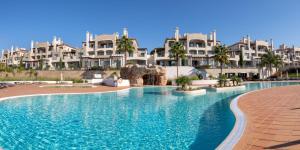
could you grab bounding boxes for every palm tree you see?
[273,55,283,72]
[169,42,186,78]
[231,75,242,86]
[239,53,244,68]
[117,36,135,66]
[214,45,229,75]
[261,50,276,77]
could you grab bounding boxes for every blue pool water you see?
[0,82,299,149]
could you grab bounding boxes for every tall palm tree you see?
[261,50,276,77]
[169,42,186,78]
[117,36,135,66]
[214,45,229,75]
[273,55,283,73]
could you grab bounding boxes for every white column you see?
[109,58,112,67]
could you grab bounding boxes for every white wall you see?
[165,66,199,79]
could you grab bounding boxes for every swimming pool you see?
[0,82,298,149]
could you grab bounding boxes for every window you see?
[97,51,104,55]
[129,52,133,57]
[88,51,95,55]
[106,50,113,55]
[168,41,175,47]
[198,50,205,55]
[189,50,197,55]
[246,53,250,59]
[207,51,214,55]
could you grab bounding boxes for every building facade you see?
[228,36,274,68]
[81,28,147,69]
[24,37,80,70]
[274,44,300,66]
[150,27,220,67]
[0,46,27,67]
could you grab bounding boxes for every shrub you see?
[189,75,199,80]
[176,76,191,90]
[230,75,242,86]
[72,79,84,83]
[218,74,228,87]
[167,80,172,85]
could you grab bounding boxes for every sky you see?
[0,0,300,52]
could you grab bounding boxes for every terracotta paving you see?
[234,85,300,150]
[0,84,128,99]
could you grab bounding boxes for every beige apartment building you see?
[274,44,300,66]
[0,46,27,67]
[150,27,220,67]
[81,28,147,69]
[24,37,80,70]
[228,36,274,67]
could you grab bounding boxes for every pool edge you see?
[215,91,249,150]
[0,87,133,102]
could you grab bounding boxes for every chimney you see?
[213,30,217,46]
[58,38,62,45]
[11,46,14,55]
[270,39,274,50]
[86,31,90,49]
[52,36,57,45]
[209,32,213,40]
[90,34,93,41]
[247,35,251,49]
[115,32,119,40]
[123,28,128,38]
[1,49,4,58]
[31,40,34,53]
[175,27,180,42]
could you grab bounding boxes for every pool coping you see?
[0,85,179,102]
[215,91,250,150]
[0,87,133,102]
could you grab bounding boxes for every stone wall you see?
[120,65,167,86]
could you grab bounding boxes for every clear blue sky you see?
[0,0,299,52]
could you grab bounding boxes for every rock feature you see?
[120,65,167,86]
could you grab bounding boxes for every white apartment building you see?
[228,36,274,67]
[81,28,147,69]
[150,27,220,67]
[0,46,27,67]
[24,37,80,70]
[274,44,300,66]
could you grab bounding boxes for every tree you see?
[231,75,242,86]
[175,76,191,90]
[239,52,244,68]
[214,45,229,75]
[117,36,135,66]
[169,42,186,78]
[218,74,228,87]
[39,59,44,70]
[261,50,276,77]
[273,55,283,72]
[59,58,64,70]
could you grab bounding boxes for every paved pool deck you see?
[235,85,300,149]
[0,84,129,99]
